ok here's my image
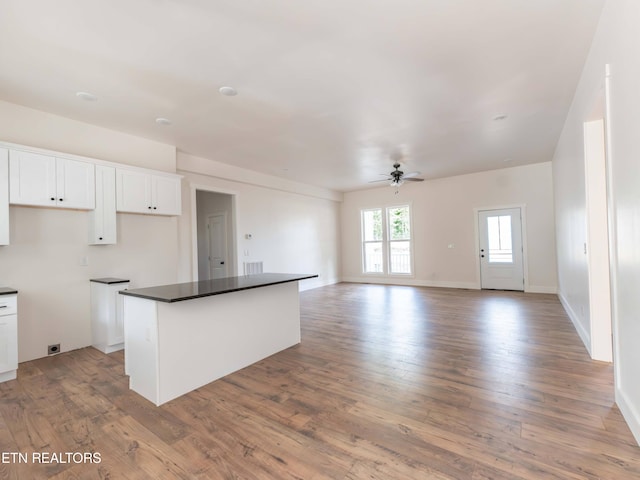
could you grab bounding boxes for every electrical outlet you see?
[48,344,60,355]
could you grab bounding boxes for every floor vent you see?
[244,261,263,275]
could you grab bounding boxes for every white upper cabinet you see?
[9,150,95,209]
[0,148,8,245]
[152,174,182,215]
[89,165,117,245]
[116,168,181,216]
[115,168,150,214]
[56,157,96,209]
[8,150,56,206]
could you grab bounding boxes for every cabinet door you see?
[55,158,95,209]
[152,175,182,215]
[111,285,125,345]
[89,165,116,244]
[9,150,57,206]
[116,169,152,213]
[0,314,17,375]
[0,148,8,245]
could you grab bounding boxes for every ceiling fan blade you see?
[404,177,424,182]
[403,171,421,178]
[369,178,392,183]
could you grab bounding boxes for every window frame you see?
[360,203,414,277]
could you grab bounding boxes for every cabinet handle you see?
[0,305,7,308]
[98,237,103,240]
[153,206,157,210]
[59,198,63,202]
[50,197,55,201]
[148,206,152,209]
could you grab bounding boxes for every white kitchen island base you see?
[122,278,307,406]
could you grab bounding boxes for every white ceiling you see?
[0,0,604,192]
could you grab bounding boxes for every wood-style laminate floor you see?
[1,283,639,479]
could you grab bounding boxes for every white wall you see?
[0,101,180,362]
[553,0,640,444]
[177,153,342,290]
[0,100,176,173]
[342,162,557,293]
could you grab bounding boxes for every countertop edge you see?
[90,278,130,285]
[118,274,318,303]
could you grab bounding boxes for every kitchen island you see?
[119,273,317,406]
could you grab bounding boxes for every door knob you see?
[481,254,485,258]
[220,261,225,265]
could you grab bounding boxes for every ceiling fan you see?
[370,162,424,193]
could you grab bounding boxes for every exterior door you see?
[207,213,228,279]
[478,208,524,291]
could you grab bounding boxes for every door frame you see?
[474,204,530,291]
[190,183,238,282]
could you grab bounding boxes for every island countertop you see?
[118,273,318,303]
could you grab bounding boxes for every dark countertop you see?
[118,273,318,303]
[0,287,18,295]
[90,278,130,284]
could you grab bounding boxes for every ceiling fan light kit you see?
[370,161,424,193]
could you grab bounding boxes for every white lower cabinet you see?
[90,278,130,353]
[0,292,18,382]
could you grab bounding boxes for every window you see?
[487,215,513,263]
[361,205,412,275]
[362,209,383,273]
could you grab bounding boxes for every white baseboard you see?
[342,277,559,294]
[557,291,592,356]
[616,386,640,446]
[341,276,479,290]
[526,285,558,294]
[299,276,340,291]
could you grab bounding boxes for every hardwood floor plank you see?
[0,283,639,479]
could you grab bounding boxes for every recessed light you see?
[76,91,97,101]
[219,86,238,96]
[493,114,508,121]
[155,117,172,126]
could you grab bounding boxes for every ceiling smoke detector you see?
[219,86,238,96]
[76,91,97,101]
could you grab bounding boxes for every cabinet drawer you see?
[0,296,17,316]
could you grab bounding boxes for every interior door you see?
[207,213,228,279]
[478,208,524,291]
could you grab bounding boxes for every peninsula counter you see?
[119,273,317,406]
